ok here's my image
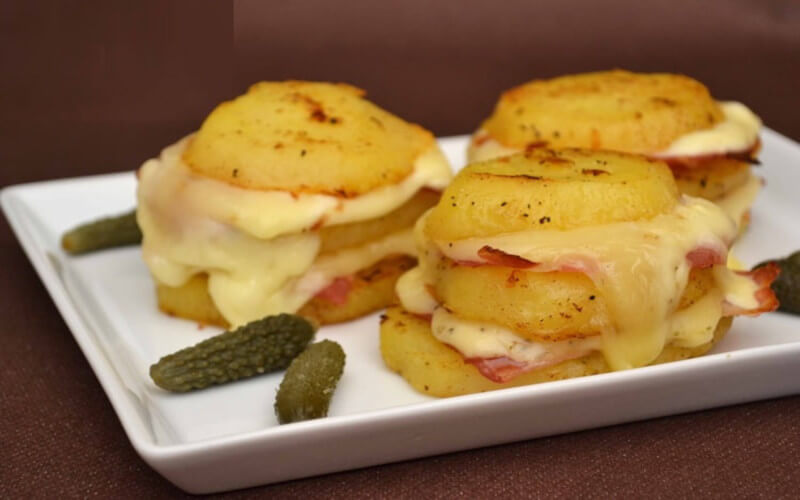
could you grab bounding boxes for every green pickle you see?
[61,210,142,254]
[757,250,800,315]
[150,314,315,392]
[275,340,346,424]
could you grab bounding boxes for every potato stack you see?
[381,148,777,397]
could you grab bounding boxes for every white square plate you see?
[3,133,800,494]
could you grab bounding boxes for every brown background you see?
[2,0,799,497]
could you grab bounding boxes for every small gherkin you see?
[275,340,346,424]
[61,210,142,254]
[150,314,315,392]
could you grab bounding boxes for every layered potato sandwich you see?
[137,81,452,328]
[381,148,778,397]
[468,70,763,228]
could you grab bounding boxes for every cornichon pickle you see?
[275,340,345,424]
[61,210,142,254]
[756,250,800,315]
[150,314,315,392]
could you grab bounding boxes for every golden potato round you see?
[156,273,227,327]
[379,305,731,397]
[319,189,439,253]
[158,255,415,328]
[671,158,751,200]
[434,260,716,342]
[183,81,435,197]
[425,148,678,241]
[480,70,723,154]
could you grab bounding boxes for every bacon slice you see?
[465,350,590,383]
[466,356,530,383]
[722,263,780,316]
[477,245,538,268]
[314,276,353,305]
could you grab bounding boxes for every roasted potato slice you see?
[435,261,716,342]
[479,70,723,154]
[380,306,731,397]
[319,189,439,253]
[183,81,435,197]
[672,158,751,200]
[425,148,678,241]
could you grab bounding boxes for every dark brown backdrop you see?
[2,0,799,497]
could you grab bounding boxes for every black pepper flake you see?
[700,177,708,188]
[523,213,529,217]
[232,168,238,178]
[589,295,596,300]
[501,201,507,207]
[538,216,551,224]
[300,149,307,157]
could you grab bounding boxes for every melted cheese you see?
[431,307,600,363]
[715,173,761,227]
[137,136,451,327]
[397,195,765,371]
[395,266,438,315]
[656,102,762,157]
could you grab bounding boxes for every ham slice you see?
[314,276,353,305]
[477,245,538,268]
[465,350,590,383]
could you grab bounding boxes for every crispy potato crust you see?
[182,81,435,197]
[157,255,416,328]
[425,148,678,241]
[480,70,723,154]
[380,305,731,398]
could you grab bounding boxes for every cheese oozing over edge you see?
[468,101,762,163]
[137,135,452,327]
[397,197,762,371]
[655,102,762,157]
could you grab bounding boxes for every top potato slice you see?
[425,148,679,241]
[183,81,435,197]
[481,70,723,153]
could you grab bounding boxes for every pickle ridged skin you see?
[275,340,346,424]
[757,250,800,315]
[150,314,315,392]
[61,210,142,254]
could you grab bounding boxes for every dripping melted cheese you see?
[655,102,762,157]
[137,136,451,327]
